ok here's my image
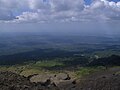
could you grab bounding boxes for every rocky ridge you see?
[0,68,120,90]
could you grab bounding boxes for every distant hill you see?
[89,55,120,66]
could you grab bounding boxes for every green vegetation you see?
[0,55,120,78]
[0,59,107,78]
[92,50,120,58]
[34,60,64,68]
[75,66,106,78]
[0,60,64,77]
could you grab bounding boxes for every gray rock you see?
[30,74,55,83]
[56,73,70,80]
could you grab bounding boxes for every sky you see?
[0,0,120,35]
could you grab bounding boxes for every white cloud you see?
[50,0,84,12]
[0,0,120,23]
[83,0,120,21]
[29,0,50,10]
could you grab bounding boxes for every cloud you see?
[83,0,120,20]
[13,0,85,23]
[0,9,15,20]
[0,0,119,23]
[29,0,50,10]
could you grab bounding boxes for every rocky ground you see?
[0,67,120,90]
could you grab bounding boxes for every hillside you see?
[0,55,119,90]
[0,67,120,90]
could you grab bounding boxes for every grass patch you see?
[33,60,64,68]
[75,66,106,78]
[0,60,65,77]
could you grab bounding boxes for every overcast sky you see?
[0,0,120,35]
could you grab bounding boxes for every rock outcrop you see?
[0,69,120,90]
[0,71,58,90]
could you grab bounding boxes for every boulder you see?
[56,73,70,80]
[0,71,58,90]
[30,74,55,83]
